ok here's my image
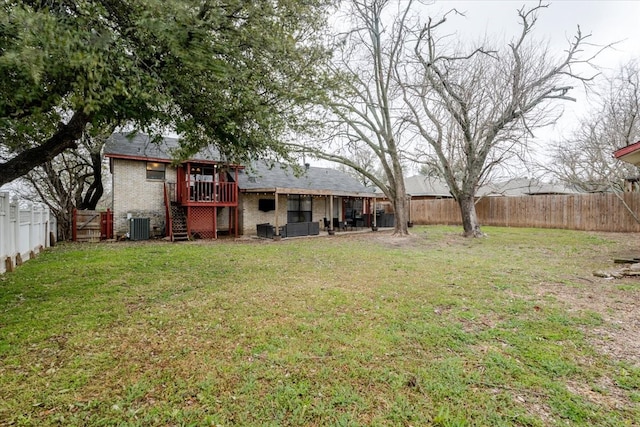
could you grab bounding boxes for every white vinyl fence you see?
[0,192,56,274]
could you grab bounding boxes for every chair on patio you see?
[344,218,354,231]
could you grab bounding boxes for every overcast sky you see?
[432,0,640,142]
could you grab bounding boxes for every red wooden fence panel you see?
[101,209,113,240]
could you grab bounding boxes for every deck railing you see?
[178,181,237,205]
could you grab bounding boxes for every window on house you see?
[344,198,364,219]
[287,195,312,223]
[146,162,166,180]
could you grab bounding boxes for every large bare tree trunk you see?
[389,168,410,235]
[458,194,483,237]
[392,194,410,235]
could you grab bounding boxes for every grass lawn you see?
[1,226,639,426]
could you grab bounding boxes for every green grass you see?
[1,226,638,426]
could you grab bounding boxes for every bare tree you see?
[544,60,640,192]
[335,147,385,188]
[402,2,602,236]
[291,0,415,236]
[18,129,112,240]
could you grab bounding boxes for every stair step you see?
[170,206,189,242]
[172,233,189,242]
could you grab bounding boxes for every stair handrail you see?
[163,182,173,241]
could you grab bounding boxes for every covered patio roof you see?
[237,162,375,198]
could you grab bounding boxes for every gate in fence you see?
[72,209,114,242]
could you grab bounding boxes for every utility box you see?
[129,218,150,240]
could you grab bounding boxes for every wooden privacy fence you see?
[411,193,640,232]
[72,209,114,242]
[0,192,55,274]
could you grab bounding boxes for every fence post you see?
[10,197,19,269]
[28,203,36,258]
[0,192,8,273]
[35,204,43,251]
[49,211,57,245]
[43,206,50,247]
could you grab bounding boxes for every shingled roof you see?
[477,178,581,196]
[237,162,375,196]
[104,133,222,163]
[104,134,373,197]
[404,175,452,198]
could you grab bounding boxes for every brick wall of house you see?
[312,196,333,225]
[112,159,177,238]
[240,194,287,235]
[216,207,230,231]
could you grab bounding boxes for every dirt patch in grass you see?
[532,278,640,368]
[366,229,640,359]
[340,228,462,249]
[524,232,640,369]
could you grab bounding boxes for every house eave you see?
[104,153,230,166]
[240,187,376,198]
[104,153,173,164]
[614,141,640,166]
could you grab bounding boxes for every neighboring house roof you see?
[477,178,580,196]
[404,175,452,198]
[237,162,375,197]
[103,133,222,163]
[614,140,640,166]
[373,175,581,200]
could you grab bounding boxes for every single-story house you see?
[104,133,377,240]
[477,178,580,197]
[404,175,452,199]
[403,175,578,199]
[237,162,379,237]
[613,141,640,192]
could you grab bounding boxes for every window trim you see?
[287,194,312,223]
[146,162,166,181]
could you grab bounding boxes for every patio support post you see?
[329,195,334,234]
[373,197,377,230]
[274,189,280,238]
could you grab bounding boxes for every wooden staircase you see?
[170,204,189,242]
